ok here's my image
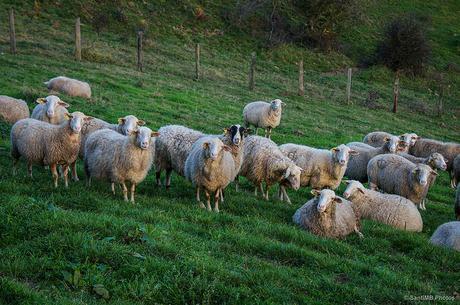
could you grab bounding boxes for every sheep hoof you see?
[73,176,79,182]
[357,232,364,239]
[214,208,220,213]
[199,202,206,209]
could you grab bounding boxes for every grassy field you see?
[0,1,459,304]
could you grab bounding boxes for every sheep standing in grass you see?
[367,154,437,210]
[343,180,423,232]
[0,96,29,124]
[45,76,91,99]
[84,127,159,203]
[293,189,363,239]
[345,136,403,182]
[243,99,284,139]
[452,154,460,188]
[184,136,233,212]
[430,221,460,252]
[363,131,418,153]
[409,138,460,188]
[239,135,302,202]
[11,112,92,188]
[31,95,70,125]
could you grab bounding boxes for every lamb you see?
[363,131,418,152]
[31,95,70,125]
[455,185,460,220]
[243,99,284,139]
[84,127,159,203]
[11,112,92,188]
[44,76,91,99]
[345,135,403,182]
[0,96,29,124]
[238,135,302,202]
[429,221,460,252]
[184,136,233,212]
[452,154,460,188]
[279,143,358,197]
[367,154,437,210]
[342,180,423,232]
[292,189,363,239]
[409,138,460,187]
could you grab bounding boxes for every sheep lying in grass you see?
[367,154,437,210]
[452,154,460,188]
[455,185,460,220]
[84,127,159,203]
[243,99,284,139]
[31,95,70,125]
[239,135,302,202]
[0,96,29,124]
[45,76,91,99]
[409,138,460,188]
[345,136,403,182]
[11,112,92,188]
[430,221,460,252]
[363,131,418,153]
[279,143,358,194]
[293,189,363,239]
[343,180,422,232]
[185,136,233,212]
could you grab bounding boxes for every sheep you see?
[452,154,460,188]
[292,189,363,239]
[429,221,460,252]
[342,180,423,232]
[11,112,92,188]
[31,95,70,125]
[363,131,418,152]
[184,136,233,212]
[154,125,205,188]
[367,154,437,210]
[84,127,159,203]
[409,138,460,188]
[238,135,302,202]
[44,76,91,99]
[455,185,460,220]
[279,143,358,197]
[345,135,403,182]
[243,99,284,139]
[0,96,29,124]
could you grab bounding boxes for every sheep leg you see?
[12,158,19,176]
[111,182,115,194]
[205,191,212,211]
[71,161,79,182]
[267,127,272,139]
[368,182,378,191]
[121,183,128,202]
[130,183,136,204]
[196,187,205,209]
[62,164,69,188]
[27,162,33,178]
[87,176,92,187]
[165,169,172,189]
[214,192,220,213]
[219,188,224,202]
[255,128,258,135]
[264,184,270,201]
[50,163,58,188]
[281,186,292,204]
[278,187,283,201]
[155,170,162,186]
[235,175,239,192]
[354,226,364,239]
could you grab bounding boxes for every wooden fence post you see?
[298,60,304,96]
[248,52,256,90]
[346,68,352,104]
[9,9,16,54]
[392,70,400,113]
[75,18,81,61]
[195,43,200,80]
[137,31,143,72]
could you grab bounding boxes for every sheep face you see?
[225,124,251,146]
[384,135,402,153]
[400,133,419,147]
[67,112,92,134]
[428,153,447,171]
[332,144,358,166]
[118,115,145,136]
[37,95,69,119]
[270,99,284,111]
[135,127,159,150]
[312,189,342,213]
[342,180,365,199]
[284,165,302,190]
[412,164,437,186]
[202,138,230,161]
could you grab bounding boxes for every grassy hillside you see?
[0,1,459,304]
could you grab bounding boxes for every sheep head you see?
[223,124,251,146]
[66,112,93,134]
[412,164,437,186]
[311,189,342,213]
[400,133,419,147]
[133,126,158,150]
[283,164,303,190]
[342,180,365,199]
[118,115,145,136]
[37,95,69,119]
[331,144,358,166]
[270,99,284,112]
[383,135,401,153]
[202,138,231,161]
[427,153,447,171]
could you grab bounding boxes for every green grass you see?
[0,1,459,304]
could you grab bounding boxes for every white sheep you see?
[367,154,437,210]
[31,95,70,125]
[343,180,423,232]
[11,112,92,188]
[430,221,460,252]
[363,131,418,153]
[45,76,91,99]
[0,96,29,124]
[243,99,284,139]
[84,127,159,203]
[293,189,363,239]
[239,135,302,202]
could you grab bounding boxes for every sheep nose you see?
[339,159,346,165]
[234,138,240,145]
[141,141,149,148]
[420,180,427,186]
[47,111,54,117]
[343,192,349,198]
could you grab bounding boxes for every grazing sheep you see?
[367,154,437,210]
[343,180,423,232]
[279,143,358,195]
[31,95,70,125]
[243,99,284,139]
[363,131,418,152]
[453,154,460,188]
[409,138,460,187]
[239,135,302,202]
[455,185,460,220]
[0,96,29,124]
[84,127,159,203]
[11,112,92,188]
[293,189,363,239]
[345,136,403,182]
[44,76,91,99]
[430,221,460,252]
[154,125,205,188]
[184,136,233,212]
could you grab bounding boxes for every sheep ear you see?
[151,131,160,137]
[58,101,70,108]
[311,189,321,197]
[64,113,73,120]
[36,98,46,104]
[137,120,146,126]
[223,128,230,134]
[358,188,365,194]
[223,145,231,152]
[243,128,252,135]
[202,142,210,149]
[84,116,94,122]
[343,180,350,185]
[414,136,421,140]
[331,147,339,152]
[431,170,438,176]
[118,118,125,124]
[349,149,359,155]
[384,137,390,142]
[333,197,342,203]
